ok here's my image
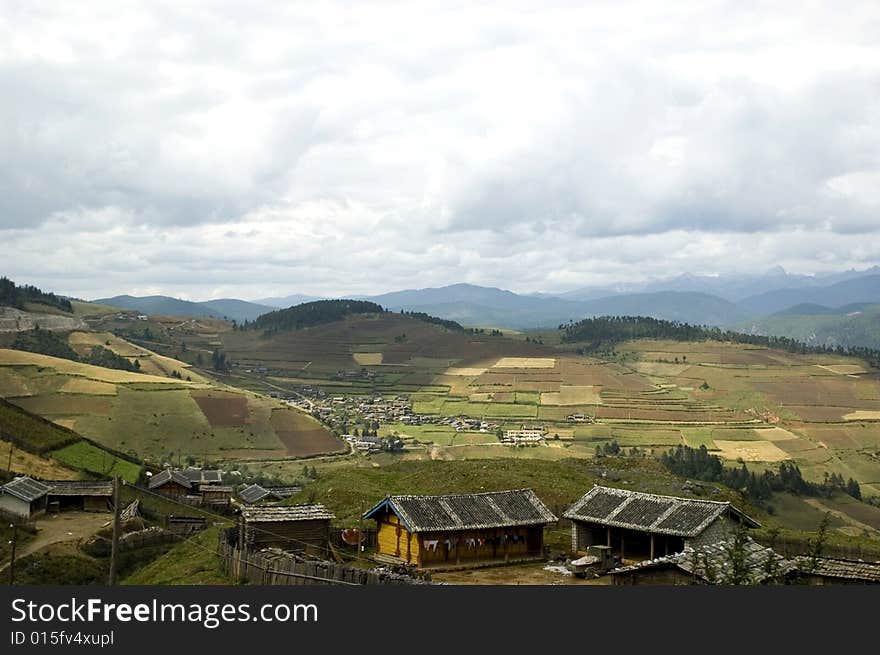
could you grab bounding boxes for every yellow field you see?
[0,440,80,480]
[753,427,799,442]
[630,362,692,376]
[540,385,602,406]
[714,440,791,462]
[69,331,147,357]
[353,352,383,365]
[446,367,488,376]
[816,364,867,375]
[843,410,880,421]
[492,357,556,369]
[0,349,192,385]
[59,378,118,395]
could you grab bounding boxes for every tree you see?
[805,513,831,573]
[719,522,752,585]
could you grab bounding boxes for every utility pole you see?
[108,476,121,585]
[8,523,16,585]
[6,443,13,473]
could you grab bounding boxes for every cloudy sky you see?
[2,1,879,301]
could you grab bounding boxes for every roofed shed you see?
[238,504,334,557]
[0,476,51,520]
[564,485,759,561]
[148,469,192,498]
[362,489,557,569]
[47,480,112,512]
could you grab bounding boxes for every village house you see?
[610,536,794,585]
[503,428,546,443]
[791,556,880,585]
[238,504,335,557]
[46,480,113,513]
[362,489,557,569]
[148,469,193,498]
[0,476,51,520]
[564,485,760,562]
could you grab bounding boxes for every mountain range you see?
[90,267,880,346]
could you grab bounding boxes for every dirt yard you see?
[0,511,111,574]
[433,561,611,585]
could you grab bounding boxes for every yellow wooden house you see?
[363,489,557,569]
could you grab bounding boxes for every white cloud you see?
[1,0,879,298]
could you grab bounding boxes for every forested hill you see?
[0,276,73,313]
[399,310,464,331]
[249,299,386,332]
[560,315,880,367]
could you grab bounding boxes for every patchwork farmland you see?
[188,315,880,509]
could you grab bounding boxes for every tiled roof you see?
[182,468,224,483]
[363,489,557,533]
[240,504,335,523]
[563,485,759,537]
[1,476,52,502]
[795,556,880,583]
[47,480,113,496]
[148,469,192,489]
[611,537,795,584]
[238,484,271,504]
[265,486,301,498]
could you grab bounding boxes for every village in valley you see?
[2,286,880,587]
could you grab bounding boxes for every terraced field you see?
[0,346,343,465]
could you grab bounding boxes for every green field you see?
[50,441,142,482]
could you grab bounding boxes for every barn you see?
[564,485,759,562]
[362,489,557,569]
[0,476,51,520]
[238,504,334,557]
[46,480,113,512]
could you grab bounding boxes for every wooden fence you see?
[218,542,432,585]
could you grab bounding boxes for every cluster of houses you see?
[3,469,879,584]
[502,426,547,444]
[0,477,113,519]
[226,483,880,585]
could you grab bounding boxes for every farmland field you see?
[50,441,142,482]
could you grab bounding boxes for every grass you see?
[50,441,142,482]
[123,527,233,585]
[0,397,82,453]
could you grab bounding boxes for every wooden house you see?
[610,536,794,585]
[362,489,557,569]
[148,469,193,499]
[199,485,233,507]
[791,557,880,585]
[0,476,51,520]
[46,480,112,512]
[238,504,334,557]
[564,485,759,562]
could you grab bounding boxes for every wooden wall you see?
[242,518,331,556]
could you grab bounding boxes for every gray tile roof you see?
[611,537,795,584]
[564,485,759,537]
[46,480,113,497]
[795,556,880,583]
[182,468,224,484]
[239,483,271,504]
[148,469,192,490]
[363,489,557,533]
[240,504,335,523]
[1,476,52,502]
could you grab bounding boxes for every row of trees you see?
[660,444,861,504]
[560,316,880,367]
[0,276,73,313]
